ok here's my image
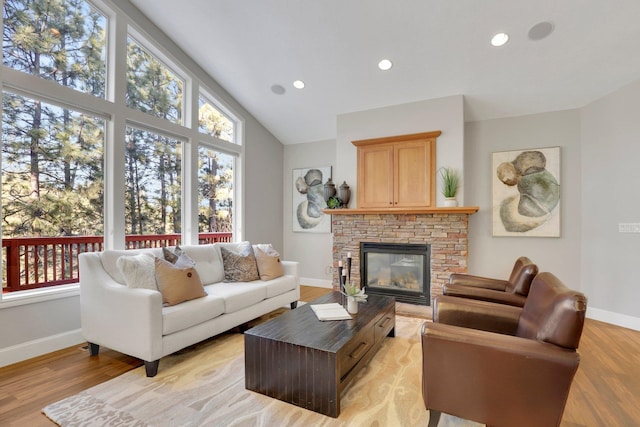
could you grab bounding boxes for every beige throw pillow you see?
[253,244,284,281]
[116,253,157,290]
[220,245,260,282]
[154,258,206,306]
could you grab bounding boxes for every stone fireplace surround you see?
[327,207,478,307]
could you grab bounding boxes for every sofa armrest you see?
[448,273,509,291]
[434,295,521,335]
[443,283,527,307]
[79,252,163,362]
[281,260,299,280]
[421,322,579,426]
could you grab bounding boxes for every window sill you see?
[0,284,80,309]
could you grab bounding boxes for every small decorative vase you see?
[443,197,458,207]
[339,181,351,207]
[347,296,358,314]
[323,178,336,202]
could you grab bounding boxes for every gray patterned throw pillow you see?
[220,246,260,282]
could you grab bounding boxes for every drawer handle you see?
[350,342,369,359]
[378,317,392,328]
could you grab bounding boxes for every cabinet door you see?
[357,144,393,208]
[394,139,435,207]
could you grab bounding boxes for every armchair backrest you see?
[507,256,539,296]
[516,272,587,349]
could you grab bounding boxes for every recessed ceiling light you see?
[270,84,286,95]
[378,59,393,71]
[491,32,509,47]
[293,80,305,89]
[528,21,554,41]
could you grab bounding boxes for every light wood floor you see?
[1,285,638,426]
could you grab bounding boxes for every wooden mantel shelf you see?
[322,206,479,215]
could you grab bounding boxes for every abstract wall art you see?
[492,147,560,237]
[292,166,331,233]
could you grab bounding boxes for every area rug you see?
[43,315,481,426]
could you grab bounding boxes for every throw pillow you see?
[162,245,184,264]
[253,244,285,281]
[174,253,196,268]
[220,245,260,282]
[154,258,206,306]
[116,253,157,291]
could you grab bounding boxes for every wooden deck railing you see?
[1,232,232,293]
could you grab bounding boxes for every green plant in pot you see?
[439,167,460,207]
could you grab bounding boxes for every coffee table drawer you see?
[338,326,375,379]
[375,307,396,342]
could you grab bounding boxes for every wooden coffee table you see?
[244,292,395,417]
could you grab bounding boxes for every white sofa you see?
[79,242,299,376]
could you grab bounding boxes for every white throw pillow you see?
[116,253,157,290]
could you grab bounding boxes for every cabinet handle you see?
[378,316,392,329]
[350,342,369,359]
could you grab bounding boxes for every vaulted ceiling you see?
[130,0,640,145]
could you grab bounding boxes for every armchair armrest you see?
[422,322,580,427]
[443,283,527,307]
[448,273,509,291]
[434,295,521,335]
[79,253,163,362]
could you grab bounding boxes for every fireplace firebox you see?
[360,242,430,305]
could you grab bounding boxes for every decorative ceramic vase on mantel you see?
[323,178,336,202]
[443,197,458,207]
[339,181,351,208]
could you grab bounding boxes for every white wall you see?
[580,79,640,328]
[464,109,582,293]
[283,141,336,287]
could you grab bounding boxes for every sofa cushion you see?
[155,258,206,306]
[262,274,298,298]
[177,245,224,285]
[221,245,260,282]
[253,244,285,281]
[115,253,158,290]
[161,292,226,335]
[101,248,163,284]
[207,281,267,313]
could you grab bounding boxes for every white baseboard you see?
[587,307,640,332]
[300,277,333,289]
[0,329,85,368]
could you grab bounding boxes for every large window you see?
[198,147,233,234]
[125,127,181,236]
[1,0,242,297]
[2,92,104,292]
[2,0,107,97]
[127,36,183,125]
[199,96,234,143]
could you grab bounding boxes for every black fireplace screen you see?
[360,242,430,305]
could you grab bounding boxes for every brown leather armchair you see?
[443,256,538,306]
[422,272,587,427]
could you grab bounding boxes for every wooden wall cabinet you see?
[353,131,441,208]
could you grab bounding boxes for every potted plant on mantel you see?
[439,167,460,207]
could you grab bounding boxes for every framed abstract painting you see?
[292,166,331,233]
[492,147,560,237]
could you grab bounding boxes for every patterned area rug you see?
[43,315,481,426]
